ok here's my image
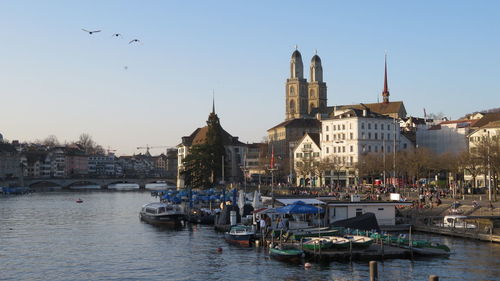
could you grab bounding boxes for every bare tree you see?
[42,135,60,147]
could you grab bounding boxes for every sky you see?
[1,1,499,155]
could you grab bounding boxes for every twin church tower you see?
[285,49,327,120]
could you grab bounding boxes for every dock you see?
[413,224,500,243]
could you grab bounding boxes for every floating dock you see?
[414,224,500,243]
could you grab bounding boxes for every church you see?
[267,49,407,180]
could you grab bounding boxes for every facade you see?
[0,141,21,180]
[152,149,178,177]
[293,133,321,186]
[465,120,500,187]
[416,119,473,155]
[244,142,268,183]
[320,108,408,186]
[177,107,246,188]
[88,154,117,177]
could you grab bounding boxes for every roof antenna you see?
[315,49,318,55]
[295,44,298,51]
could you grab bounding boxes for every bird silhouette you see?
[112,33,122,38]
[129,39,140,44]
[81,28,101,35]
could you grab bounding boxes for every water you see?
[1,192,499,281]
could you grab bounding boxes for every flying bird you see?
[112,33,122,38]
[81,28,101,35]
[129,39,140,44]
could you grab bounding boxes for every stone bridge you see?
[1,177,177,189]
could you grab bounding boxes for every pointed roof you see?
[382,54,390,103]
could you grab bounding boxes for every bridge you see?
[0,177,177,189]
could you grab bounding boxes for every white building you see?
[327,201,411,226]
[293,133,321,186]
[320,108,410,186]
[416,119,473,155]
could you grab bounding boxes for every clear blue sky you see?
[1,1,499,155]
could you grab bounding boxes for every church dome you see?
[291,50,302,59]
[311,54,321,64]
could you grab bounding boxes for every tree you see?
[295,156,317,186]
[181,144,213,188]
[458,150,482,189]
[42,135,60,147]
[77,133,97,154]
[357,153,383,185]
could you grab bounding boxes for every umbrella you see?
[275,200,324,214]
[238,191,245,208]
[252,191,261,208]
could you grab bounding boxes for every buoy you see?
[216,247,223,253]
[304,262,312,269]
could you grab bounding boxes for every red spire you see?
[382,54,390,103]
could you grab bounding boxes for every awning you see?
[276,198,325,205]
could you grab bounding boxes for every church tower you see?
[308,52,327,114]
[381,54,390,103]
[286,49,309,120]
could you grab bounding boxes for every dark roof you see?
[182,125,245,147]
[268,118,321,131]
[305,133,321,148]
[291,50,302,59]
[0,142,17,153]
[471,113,500,128]
[328,108,393,120]
[337,101,406,117]
[311,54,321,64]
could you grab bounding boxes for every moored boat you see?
[224,225,254,246]
[139,202,184,227]
[344,235,374,249]
[324,236,350,249]
[291,227,339,240]
[302,237,333,250]
[269,246,304,262]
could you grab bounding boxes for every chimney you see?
[363,109,367,117]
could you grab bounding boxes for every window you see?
[313,152,319,157]
[375,133,378,140]
[374,146,378,152]
[362,145,366,152]
[304,143,311,149]
[388,124,391,131]
[350,156,353,163]
[361,123,365,129]
[356,208,363,217]
[368,132,371,139]
[342,124,345,130]
[349,123,352,129]
[378,208,384,211]
[342,146,346,153]
[333,125,336,131]
[403,143,407,149]
[337,125,341,130]
[381,124,384,130]
[342,133,346,140]
[333,147,336,153]
[350,146,353,152]
[326,126,329,131]
[362,132,365,139]
[375,123,378,130]
[326,147,329,153]
[387,146,391,153]
[368,123,371,129]
[368,145,372,152]
[333,134,336,140]
[387,133,391,140]
[350,132,353,139]
[326,135,329,141]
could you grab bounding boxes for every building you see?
[244,142,268,184]
[465,120,500,188]
[416,119,474,155]
[293,133,321,186]
[152,148,178,177]
[88,154,117,177]
[0,140,21,180]
[320,108,412,186]
[327,200,411,226]
[64,146,88,177]
[177,105,246,188]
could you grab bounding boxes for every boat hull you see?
[269,248,304,262]
[224,233,253,247]
[140,212,183,227]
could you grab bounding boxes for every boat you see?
[224,225,255,246]
[440,215,477,229]
[291,227,339,240]
[109,183,140,191]
[302,237,333,250]
[139,202,184,227]
[76,199,83,203]
[323,236,351,249]
[269,245,304,262]
[344,235,373,249]
[186,208,215,225]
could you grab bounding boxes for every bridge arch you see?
[28,181,63,188]
[65,180,101,189]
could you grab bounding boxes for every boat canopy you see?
[275,201,324,214]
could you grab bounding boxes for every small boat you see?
[76,199,83,203]
[186,208,215,225]
[269,246,304,262]
[324,236,350,249]
[139,202,184,227]
[302,237,333,250]
[224,225,255,247]
[344,235,373,249]
[291,227,339,240]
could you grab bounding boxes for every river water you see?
[1,192,499,281]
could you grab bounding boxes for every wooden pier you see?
[413,224,500,243]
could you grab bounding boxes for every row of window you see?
[325,122,394,132]
[296,152,320,158]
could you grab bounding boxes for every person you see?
[260,215,267,237]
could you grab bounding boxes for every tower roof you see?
[311,54,321,64]
[291,49,302,60]
[382,54,390,103]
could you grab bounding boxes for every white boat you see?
[139,202,184,226]
[108,183,140,191]
[440,215,477,229]
[69,184,101,190]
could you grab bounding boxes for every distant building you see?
[88,154,117,177]
[177,105,246,188]
[0,141,21,180]
[416,119,473,155]
[244,142,268,183]
[293,133,321,186]
[152,148,177,177]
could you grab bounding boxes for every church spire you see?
[382,53,390,103]
[212,90,215,114]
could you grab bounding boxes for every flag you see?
[270,145,275,169]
